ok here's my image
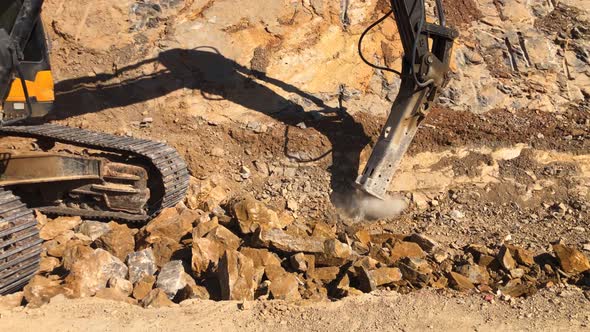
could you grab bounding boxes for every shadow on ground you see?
[53,47,372,208]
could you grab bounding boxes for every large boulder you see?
[264,265,301,300]
[94,221,135,261]
[218,250,256,301]
[126,248,158,284]
[205,226,241,251]
[64,248,128,297]
[144,207,193,242]
[156,260,196,299]
[191,237,222,276]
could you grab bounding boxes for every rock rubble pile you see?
[4,192,589,308]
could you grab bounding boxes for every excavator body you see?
[0,0,189,294]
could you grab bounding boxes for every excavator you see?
[0,0,455,294]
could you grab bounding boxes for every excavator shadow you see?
[52,48,372,207]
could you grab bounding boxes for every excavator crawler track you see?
[0,124,190,222]
[0,189,42,295]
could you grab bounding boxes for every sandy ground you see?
[1,289,589,332]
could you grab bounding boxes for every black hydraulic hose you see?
[435,0,446,26]
[357,9,402,76]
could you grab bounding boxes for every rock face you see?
[39,216,82,240]
[552,244,590,274]
[127,248,158,284]
[94,222,135,261]
[64,248,128,297]
[218,250,256,301]
[156,260,195,299]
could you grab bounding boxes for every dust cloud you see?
[335,191,408,221]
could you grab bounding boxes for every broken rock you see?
[233,197,281,234]
[258,228,351,265]
[509,245,535,267]
[108,276,133,296]
[218,250,256,301]
[206,225,241,251]
[449,272,476,291]
[455,264,490,285]
[311,266,341,284]
[77,220,110,241]
[145,207,193,242]
[265,265,301,300]
[552,244,590,274]
[39,216,82,240]
[192,215,219,238]
[370,267,403,286]
[127,248,158,284]
[141,288,175,308]
[390,241,426,262]
[23,275,69,308]
[290,253,308,272]
[132,275,156,300]
[258,228,325,253]
[38,256,60,274]
[145,235,183,267]
[192,237,222,276]
[156,260,195,299]
[64,248,128,298]
[498,245,517,271]
[406,233,440,253]
[0,291,23,309]
[94,288,136,304]
[94,221,135,261]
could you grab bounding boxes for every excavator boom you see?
[356,0,457,198]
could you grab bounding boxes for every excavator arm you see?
[356,0,458,199]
